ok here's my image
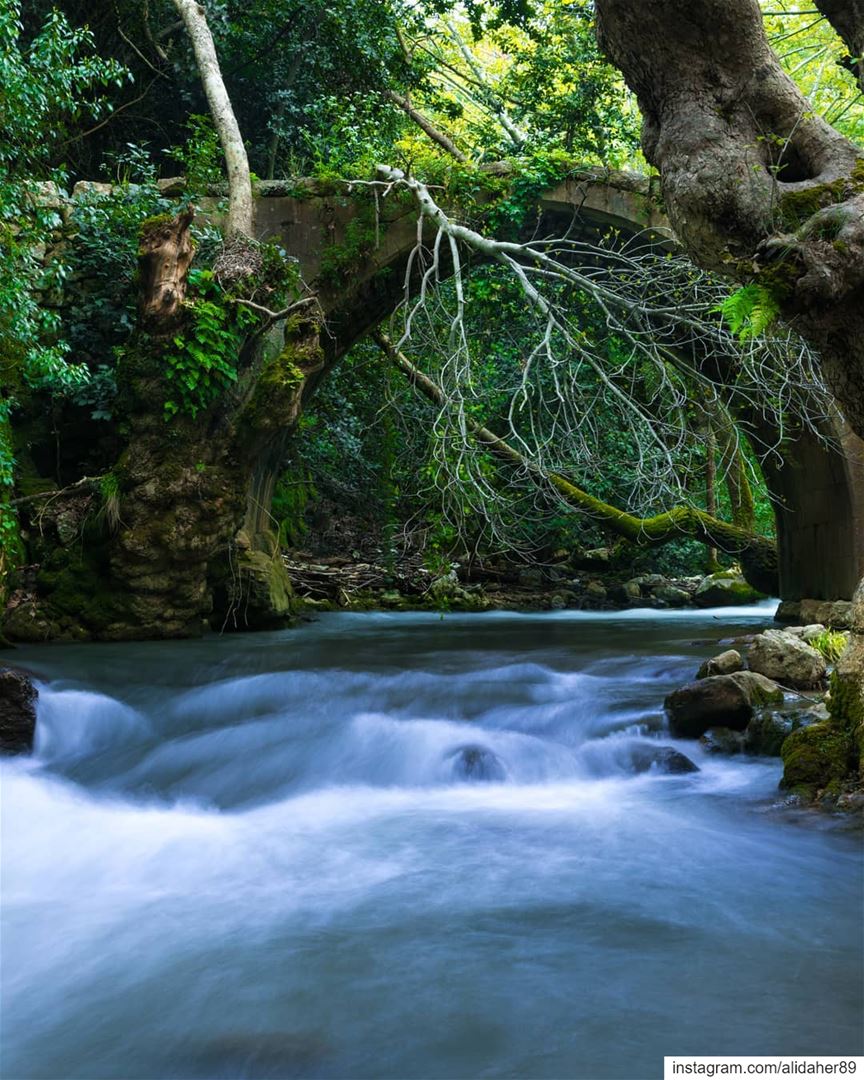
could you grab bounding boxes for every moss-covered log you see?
[376,331,777,594]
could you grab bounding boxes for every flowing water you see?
[2,605,862,1079]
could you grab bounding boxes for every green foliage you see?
[163,270,258,420]
[0,0,127,569]
[715,283,781,341]
[811,629,849,664]
[97,471,121,533]
[170,114,224,194]
[65,164,174,419]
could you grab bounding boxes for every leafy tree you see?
[0,1,126,592]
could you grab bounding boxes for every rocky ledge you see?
[664,623,863,815]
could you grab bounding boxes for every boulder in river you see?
[696,649,743,679]
[726,670,785,707]
[0,668,38,754]
[447,744,506,782]
[747,628,827,689]
[694,571,765,608]
[629,744,699,774]
[664,671,781,738]
[665,675,753,737]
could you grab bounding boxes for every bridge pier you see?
[759,425,864,602]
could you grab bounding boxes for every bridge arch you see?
[250,170,864,603]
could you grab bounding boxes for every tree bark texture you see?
[172,0,254,239]
[813,1,864,92]
[594,0,864,439]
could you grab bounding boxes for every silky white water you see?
[2,606,862,1079]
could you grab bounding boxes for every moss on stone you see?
[779,720,855,801]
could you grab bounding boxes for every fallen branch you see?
[11,474,104,508]
[375,330,778,593]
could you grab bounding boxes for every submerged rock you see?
[629,744,699,774]
[0,668,38,754]
[700,727,746,755]
[447,744,506,782]
[747,628,827,689]
[696,649,743,679]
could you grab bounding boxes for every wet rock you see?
[654,585,691,607]
[700,727,746,755]
[800,701,830,724]
[747,628,827,689]
[585,581,607,601]
[774,599,801,623]
[799,599,851,630]
[629,744,700,774]
[448,745,506,782]
[744,708,810,756]
[0,668,38,754]
[694,572,765,608]
[836,789,864,812]
[726,670,785,707]
[780,721,855,801]
[696,649,743,679]
[665,675,753,737]
[623,578,642,600]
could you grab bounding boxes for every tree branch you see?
[385,90,468,162]
[375,330,777,591]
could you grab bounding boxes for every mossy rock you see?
[779,721,855,800]
[694,572,766,608]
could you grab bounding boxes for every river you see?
[2,605,862,1079]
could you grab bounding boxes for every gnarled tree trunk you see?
[594,0,864,440]
[593,0,864,798]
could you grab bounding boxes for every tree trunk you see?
[172,0,254,239]
[594,0,864,440]
[813,1,864,92]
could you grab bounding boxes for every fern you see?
[715,283,781,341]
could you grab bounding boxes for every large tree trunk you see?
[594,0,864,440]
[593,0,863,801]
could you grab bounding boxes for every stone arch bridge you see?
[248,167,863,607]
